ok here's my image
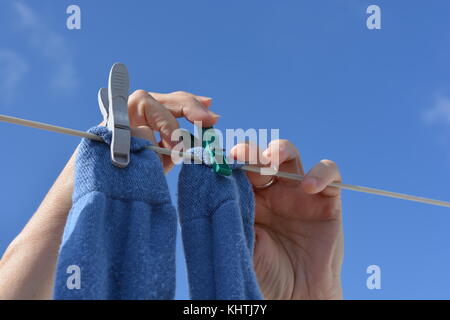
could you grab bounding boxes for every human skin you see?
[0,90,343,300]
[230,143,343,299]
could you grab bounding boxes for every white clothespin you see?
[97,63,131,168]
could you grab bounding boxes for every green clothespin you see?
[200,127,232,176]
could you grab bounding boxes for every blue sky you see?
[1,0,450,299]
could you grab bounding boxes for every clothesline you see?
[1,113,449,208]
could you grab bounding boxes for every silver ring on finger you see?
[253,176,277,190]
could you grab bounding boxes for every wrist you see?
[298,277,343,300]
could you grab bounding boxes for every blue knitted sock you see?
[53,126,177,300]
[177,148,263,300]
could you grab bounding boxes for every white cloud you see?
[13,1,38,27]
[423,97,450,126]
[0,50,28,105]
[12,1,78,92]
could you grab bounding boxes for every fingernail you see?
[208,111,220,118]
[263,149,271,158]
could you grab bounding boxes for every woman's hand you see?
[230,141,343,300]
[127,90,219,172]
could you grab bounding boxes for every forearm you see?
[0,151,75,299]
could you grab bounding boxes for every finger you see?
[131,126,158,145]
[262,139,304,176]
[148,91,219,127]
[229,142,273,187]
[302,159,342,197]
[150,91,213,108]
[128,90,180,149]
[194,95,213,107]
[131,126,162,162]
